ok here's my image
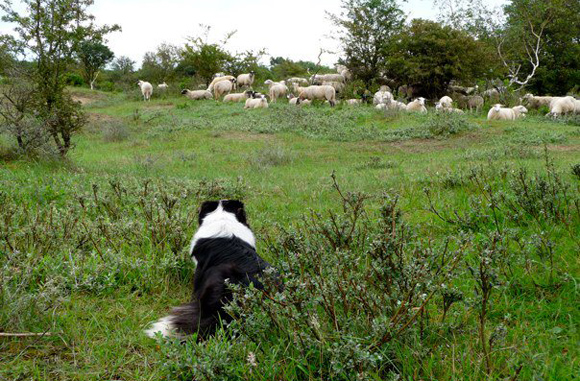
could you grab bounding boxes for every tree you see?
[140,43,181,83]
[502,0,579,93]
[180,25,234,86]
[78,41,115,90]
[0,0,119,156]
[385,19,498,98]
[111,56,135,75]
[328,0,405,86]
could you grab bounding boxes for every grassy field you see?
[1,88,579,380]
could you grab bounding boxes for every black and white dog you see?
[145,200,270,339]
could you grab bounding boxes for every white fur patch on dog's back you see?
[189,202,256,262]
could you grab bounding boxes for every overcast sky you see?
[0,0,507,68]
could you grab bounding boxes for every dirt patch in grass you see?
[546,144,580,152]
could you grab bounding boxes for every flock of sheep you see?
[136,65,580,119]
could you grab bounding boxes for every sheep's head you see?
[180,89,189,95]
[264,79,273,86]
[417,97,425,106]
[435,102,442,110]
[523,93,534,99]
[514,105,528,114]
[493,104,502,112]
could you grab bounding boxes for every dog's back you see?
[145,200,269,339]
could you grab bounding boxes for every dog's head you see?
[198,200,248,227]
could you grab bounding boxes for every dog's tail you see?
[145,301,202,339]
[144,300,222,339]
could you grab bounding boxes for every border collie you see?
[145,200,269,339]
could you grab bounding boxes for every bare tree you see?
[497,11,554,90]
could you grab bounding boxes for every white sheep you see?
[336,64,353,82]
[376,100,406,111]
[439,96,453,109]
[436,102,464,113]
[548,96,576,116]
[345,99,362,106]
[310,73,345,85]
[522,93,554,109]
[264,80,289,102]
[297,85,337,106]
[137,80,153,101]
[286,77,309,87]
[483,88,500,103]
[213,79,235,100]
[322,80,345,93]
[158,82,169,90]
[181,89,212,100]
[573,98,580,114]
[236,71,255,89]
[223,91,252,102]
[287,94,311,106]
[244,96,268,109]
[373,89,393,105]
[208,75,236,92]
[406,97,427,113]
[487,104,528,120]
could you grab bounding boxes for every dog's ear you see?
[221,200,248,226]
[198,201,219,225]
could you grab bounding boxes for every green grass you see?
[1,89,579,380]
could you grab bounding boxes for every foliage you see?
[0,94,578,379]
[181,25,236,86]
[140,43,181,83]
[0,0,119,156]
[328,0,405,86]
[425,111,477,137]
[385,19,497,98]
[78,40,115,90]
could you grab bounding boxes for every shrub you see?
[425,112,477,137]
[64,72,85,87]
[102,122,130,142]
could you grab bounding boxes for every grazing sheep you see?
[213,79,235,100]
[439,95,453,109]
[345,99,362,106]
[322,80,345,93]
[336,64,353,82]
[548,96,576,116]
[158,82,169,90]
[373,89,393,105]
[376,100,406,111]
[522,93,554,109]
[236,71,255,89]
[264,80,289,102]
[297,85,336,106]
[286,77,309,87]
[181,89,212,100]
[244,96,268,109]
[436,102,464,113]
[310,73,345,85]
[223,91,253,102]
[208,75,236,91]
[287,94,311,106]
[406,97,427,113]
[457,94,484,112]
[573,98,580,114]
[487,104,528,120]
[483,88,500,103]
[137,80,153,101]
